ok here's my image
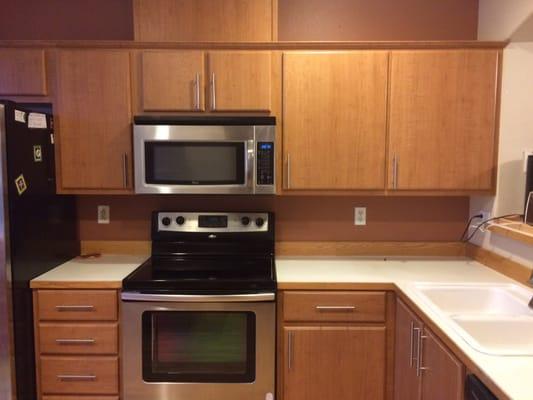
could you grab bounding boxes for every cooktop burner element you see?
[122,211,276,294]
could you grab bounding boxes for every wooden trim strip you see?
[0,40,508,50]
[81,240,466,257]
[486,218,533,247]
[465,243,532,286]
[276,241,466,257]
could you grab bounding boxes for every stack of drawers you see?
[33,289,120,400]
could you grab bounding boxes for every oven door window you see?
[144,142,246,185]
[142,311,256,383]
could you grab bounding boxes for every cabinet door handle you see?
[286,154,291,189]
[55,305,95,312]
[194,72,201,110]
[287,331,293,370]
[414,327,422,376]
[315,305,356,311]
[57,374,96,381]
[55,339,96,345]
[122,153,128,188]
[210,72,216,111]
[392,155,399,189]
[409,321,415,367]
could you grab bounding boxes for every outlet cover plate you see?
[98,205,110,224]
[354,207,367,226]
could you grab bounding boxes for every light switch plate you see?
[98,205,110,224]
[354,207,366,226]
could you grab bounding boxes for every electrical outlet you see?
[97,205,110,224]
[478,210,491,221]
[354,207,367,226]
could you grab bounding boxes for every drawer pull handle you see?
[55,339,96,345]
[55,305,95,312]
[315,306,356,311]
[57,374,96,381]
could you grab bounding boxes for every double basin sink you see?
[413,283,533,356]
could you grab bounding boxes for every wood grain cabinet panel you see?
[141,50,205,111]
[0,48,47,96]
[43,397,118,400]
[39,323,118,355]
[420,328,464,400]
[40,356,118,395]
[55,50,132,192]
[388,50,499,191]
[283,326,386,400]
[283,291,386,322]
[282,51,388,190]
[37,290,118,321]
[207,51,272,112]
[133,0,274,42]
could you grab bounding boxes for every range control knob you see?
[241,216,251,226]
[161,217,172,226]
[255,217,265,227]
[176,216,185,225]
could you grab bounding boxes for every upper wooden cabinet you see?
[133,0,275,42]
[388,50,499,191]
[0,48,47,96]
[141,50,205,112]
[55,50,133,192]
[282,51,388,190]
[207,51,271,112]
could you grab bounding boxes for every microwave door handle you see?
[121,292,275,303]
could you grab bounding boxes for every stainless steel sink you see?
[413,283,533,356]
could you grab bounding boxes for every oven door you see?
[121,293,276,400]
[133,124,255,194]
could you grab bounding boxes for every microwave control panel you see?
[257,142,274,185]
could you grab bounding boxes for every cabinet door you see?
[0,48,47,96]
[284,326,386,400]
[55,50,132,191]
[133,0,273,42]
[394,300,423,400]
[283,52,388,190]
[389,50,499,190]
[141,50,205,111]
[207,51,271,112]
[420,328,464,400]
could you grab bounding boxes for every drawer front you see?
[283,291,386,322]
[37,290,118,321]
[40,356,118,395]
[39,323,118,355]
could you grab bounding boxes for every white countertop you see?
[30,254,148,289]
[276,257,533,400]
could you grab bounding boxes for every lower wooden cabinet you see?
[280,290,392,400]
[394,299,464,400]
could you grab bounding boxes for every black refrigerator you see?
[0,100,80,400]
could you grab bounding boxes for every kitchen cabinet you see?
[55,50,133,193]
[33,289,121,398]
[394,299,464,400]
[141,50,205,111]
[0,48,48,96]
[388,50,499,191]
[133,0,275,42]
[137,50,272,113]
[280,291,391,400]
[282,51,388,190]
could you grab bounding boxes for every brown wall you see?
[78,196,469,242]
[0,0,477,41]
[279,0,479,41]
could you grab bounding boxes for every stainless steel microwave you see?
[133,116,276,194]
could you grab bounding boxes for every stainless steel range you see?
[121,211,276,400]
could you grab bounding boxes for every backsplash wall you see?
[78,196,469,242]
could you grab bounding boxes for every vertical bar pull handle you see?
[409,321,415,367]
[210,72,216,111]
[122,153,128,188]
[288,331,293,370]
[418,334,429,373]
[286,154,291,189]
[415,327,423,377]
[194,72,201,110]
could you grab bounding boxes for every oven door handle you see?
[121,292,276,303]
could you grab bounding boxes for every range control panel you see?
[257,142,274,185]
[157,212,269,233]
